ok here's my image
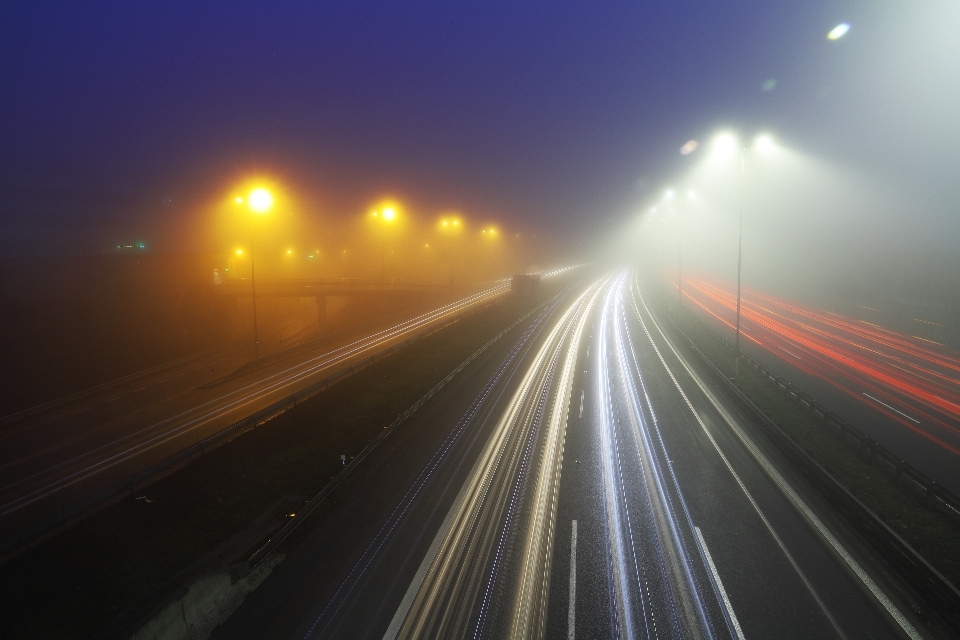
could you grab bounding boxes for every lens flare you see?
[827,23,850,40]
[680,139,699,155]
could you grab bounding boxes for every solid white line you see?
[380,469,472,640]
[862,393,920,424]
[568,519,578,640]
[631,289,851,639]
[633,284,922,640]
[579,390,584,418]
[694,526,744,640]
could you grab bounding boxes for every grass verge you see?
[672,307,960,590]
[0,287,556,640]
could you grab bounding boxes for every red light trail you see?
[674,277,960,457]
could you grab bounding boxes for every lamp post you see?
[438,217,461,285]
[372,205,397,283]
[677,204,683,307]
[244,188,273,360]
[735,147,744,378]
[732,133,774,377]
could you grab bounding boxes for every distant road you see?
[216,271,920,639]
[0,282,510,540]
[679,276,960,495]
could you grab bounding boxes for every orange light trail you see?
[674,276,960,457]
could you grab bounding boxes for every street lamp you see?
[239,187,273,360]
[372,204,398,283]
[437,216,462,285]
[712,131,775,377]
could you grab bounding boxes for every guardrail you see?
[0,295,506,562]
[244,296,558,569]
[683,313,960,516]
[666,310,960,629]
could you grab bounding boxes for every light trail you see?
[674,275,960,457]
[633,276,920,640]
[1,283,513,516]
[301,295,564,640]
[597,271,721,639]
[384,280,601,639]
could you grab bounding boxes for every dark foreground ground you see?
[0,286,556,640]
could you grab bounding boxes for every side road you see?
[0,283,566,640]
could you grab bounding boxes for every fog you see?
[599,0,960,322]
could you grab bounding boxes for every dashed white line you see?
[568,519,578,640]
[862,393,920,424]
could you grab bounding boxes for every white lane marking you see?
[384,284,600,640]
[630,287,851,640]
[3,285,510,509]
[633,283,923,640]
[862,393,920,424]
[780,347,802,361]
[568,519,578,640]
[380,462,473,640]
[694,526,744,640]
[579,390,584,418]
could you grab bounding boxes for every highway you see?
[216,270,924,639]
[678,276,960,495]
[0,282,511,542]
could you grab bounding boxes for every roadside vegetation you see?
[0,286,556,640]
[673,308,960,589]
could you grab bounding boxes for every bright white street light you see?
[712,132,738,157]
[827,23,850,40]
[755,134,775,153]
[665,189,675,199]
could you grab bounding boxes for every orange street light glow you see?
[249,188,273,213]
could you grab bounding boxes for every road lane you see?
[213,282,578,640]
[0,283,510,540]
[625,273,919,639]
[679,276,960,494]
[218,269,925,639]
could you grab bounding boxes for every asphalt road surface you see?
[0,283,509,541]
[678,276,960,495]
[215,270,927,639]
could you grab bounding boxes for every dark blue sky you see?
[2,1,956,254]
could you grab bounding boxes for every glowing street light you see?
[249,188,274,213]
[238,186,275,360]
[437,215,464,285]
[755,133,775,153]
[712,132,739,158]
[371,202,400,282]
[709,130,777,375]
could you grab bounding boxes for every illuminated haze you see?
[1,1,958,295]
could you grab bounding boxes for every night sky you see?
[2,1,957,255]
